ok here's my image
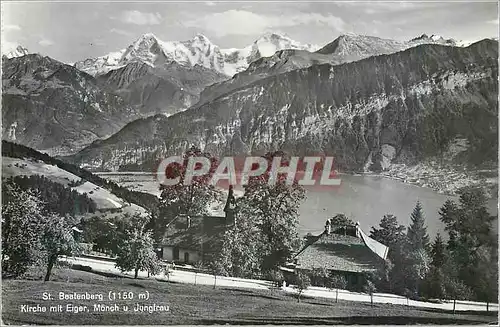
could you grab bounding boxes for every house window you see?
[173,247,179,260]
[184,252,190,263]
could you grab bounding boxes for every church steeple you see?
[223,185,237,225]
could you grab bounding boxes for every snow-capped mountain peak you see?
[193,33,211,43]
[253,32,319,57]
[120,33,166,67]
[75,33,224,75]
[218,32,319,76]
[409,33,457,46]
[342,31,361,37]
[74,32,319,77]
[3,45,30,59]
[255,32,291,43]
[430,34,443,41]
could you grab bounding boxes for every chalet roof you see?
[294,231,384,273]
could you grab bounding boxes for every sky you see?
[1,0,498,63]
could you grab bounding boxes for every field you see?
[2,157,148,217]
[95,172,241,216]
[2,268,497,325]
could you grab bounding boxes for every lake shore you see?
[359,162,498,199]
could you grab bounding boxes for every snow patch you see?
[8,122,17,141]
[106,197,122,208]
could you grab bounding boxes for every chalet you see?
[157,186,237,264]
[289,219,389,290]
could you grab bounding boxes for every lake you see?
[97,172,498,239]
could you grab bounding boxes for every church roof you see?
[161,215,228,255]
[160,185,238,254]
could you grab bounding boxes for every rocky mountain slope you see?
[96,60,226,116]
[196,34,463,106]
[2,54,141,155]
[67,40,498,175]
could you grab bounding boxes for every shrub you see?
[267,269,285,287]
[295,271,311,302]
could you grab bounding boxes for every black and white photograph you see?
[1,0,499,325]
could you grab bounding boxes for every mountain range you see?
[73,32,320,77]
[3,33,463,120]
[196,33,464,107]
[2,32,497,176]
[66,40,498,174]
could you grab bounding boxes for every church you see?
[157,185,237,264]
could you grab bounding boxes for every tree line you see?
[367,189,497,306]
[5,175,97,216]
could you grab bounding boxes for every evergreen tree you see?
[406,201,431,296]
[5,175,96,216]
[422,233,448,299]
[438,200,460,249]
[370,214,406,255]
[370,214,409,295]
[407,201,430,252]
[430,233,446,268]
[438,187,497,301]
